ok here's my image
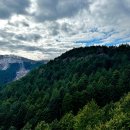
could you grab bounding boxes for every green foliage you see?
[35,121,50,130]
[62,93,73,114]
[55,113,74,130]
[9,126,16,130]
[56,93,130,130]
[74,101,103,130]
[0,45,130,129]
[22,123,32,130]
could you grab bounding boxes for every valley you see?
[0,55,46,85]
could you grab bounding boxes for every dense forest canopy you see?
[0,45,130,130]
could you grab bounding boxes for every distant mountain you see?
[0,55,47,85]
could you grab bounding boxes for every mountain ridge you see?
[0,45,130,130]
[0,55,47,85]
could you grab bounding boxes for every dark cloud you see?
[0,40,66,56]
[48,21,60,36]
[21,22,30,27]
[0,42,42,52]
[120,0,130,15]
[15,33,42,42]
[61,22,74,34]
[34,0,90,22]
[48,21,75,36]
[89,0,130,25]
[0,30,14,39]
[8,21,30,27]
[0,0,30,19]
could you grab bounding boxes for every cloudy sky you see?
[0,0,130,60]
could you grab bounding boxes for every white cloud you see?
[0,0,130,60]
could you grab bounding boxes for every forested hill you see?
[0,45,130,130]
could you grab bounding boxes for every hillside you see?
[34,92,130,130]
[0,45,130,130]
[0,55,46,85]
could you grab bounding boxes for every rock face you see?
[0,55,45,85]
[14,62,29,80]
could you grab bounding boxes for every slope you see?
[0,55,45,85]
[35,92,130,130]
[0,45,130,130]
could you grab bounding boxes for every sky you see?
[0,0,130,60]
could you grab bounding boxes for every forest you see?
[0,45,130,130]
